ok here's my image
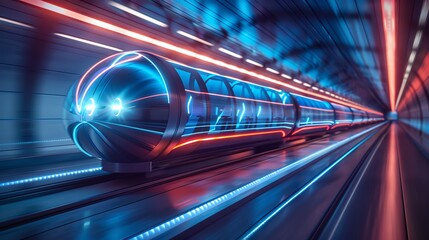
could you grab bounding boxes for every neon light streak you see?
[173,130,286,149]
[293,79,303,84]
[131,123,384,240]
[185,89,293,106]
[381,0,396,111]
[187,95,193,114]
[182,126,292,137]
[111,98,122,116]
[281,74,292,79]
[78,52,142,112]
[186,121,294,129]
[211,111,224,131]
[21,0,382,115]
[303,83,311,87]
[241,133,371,239]
[127,93,168,104]
[0,167,102,187]
[215,107,219,115]
[54,33,122,52]
[72,122,93,157]
[109,1,168,27]
[245,59,263,67]
[257,106,262,117]
[312,86,319,91]
[300,106,334,112]
[85,98,96,116]
[0,16,33,28]
[218,47,242,59]
[238,103,246,126]
[266,68,279,74]
[292,125,330,135]
[177,30,213,46]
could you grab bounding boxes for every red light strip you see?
[173,130,286,149]
[21,0,383,115]
[127,93,168,104]
[291,126,330,135]
[381,0,397,112]
[300,106,334,112]
[185,89,293,106]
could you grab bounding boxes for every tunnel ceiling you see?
[2,0,426,113]
[138,0,423,112]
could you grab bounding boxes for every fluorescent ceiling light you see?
[110,1,167,28]
[281,74,292,79]
[218,47,242,58]
[303,83,311,87]
[293,79,302,84]
[245,59,263,67]
[0,16,33,28]
[312,86,319,91]
[54,33,123,52]
[177,30,213,46]
[266,68,279,74]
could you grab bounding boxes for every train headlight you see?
[85,98,96,116]
[111,97,122,116]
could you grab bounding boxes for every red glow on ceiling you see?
[381,0,397,112]
[21,0,384,115]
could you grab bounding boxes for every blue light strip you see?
[0,167,102,187]
[241,133,373,239]
[0,138,71,146]
[129,122,384,240]
[187,95,193,114]
[257,106,262,117]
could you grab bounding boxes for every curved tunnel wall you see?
[398,51,429,154]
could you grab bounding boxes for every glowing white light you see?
[319,89,325,93]
[281,74,292,79]
[176,30,213,46]
[54,33,122,52]
[218,48,242,58]
[293,79,302,84]
[85,98,96,116]
[245,59,263,67]
[266,68,279,74]
[0,16,33,28]
[303,83,311,87]
[412,31,422,49]
[312,86,319,91]
[111,98,122,116]
[109,1,168,27]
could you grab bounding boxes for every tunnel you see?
[1,0,429,239]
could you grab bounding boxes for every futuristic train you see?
[64,51,384,173]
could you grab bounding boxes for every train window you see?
[249,85,272,126]
[265,89,295,130]
[231,82,256,129]
[205,76,236,132]
[293,94,334,127]
[171,64,209,135]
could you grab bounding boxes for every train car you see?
[289,94,334,137]
[64,51,381,173]
[330,103,354,131]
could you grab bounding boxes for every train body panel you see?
[65,51,384,172]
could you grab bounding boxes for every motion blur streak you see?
[0,16,33,28]
[381,0,397,112]
[54,33,123,52]
[241,131,374,239]
[173,130,287,149]
[378,124,405,239]
[0,167,102,187]
[130,123,384,240]
[20,0,382,115]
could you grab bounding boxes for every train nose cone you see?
[64,51,173,169]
